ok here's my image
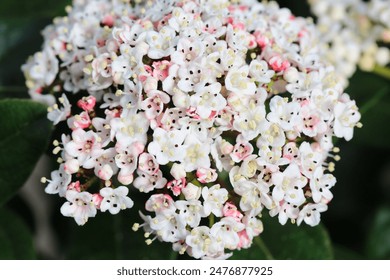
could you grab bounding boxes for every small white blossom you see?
[100,186,134,214]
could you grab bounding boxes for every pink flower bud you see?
[269,55,290,72]
[152,60,171,81]
[92,193,103,209]
[77,96,96,111]
[67,111,91,130]
[196,167,217,183]
[223,202,243,221]
[167,178,186,196]
[67,181,81,192]
[237,230,251,249]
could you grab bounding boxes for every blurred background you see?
[0,0,389,260]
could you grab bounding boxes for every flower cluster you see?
[309,0,390,87]
[24,0,361,259]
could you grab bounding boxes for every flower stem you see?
[373,65,390,80]
[209,213,215,227]
[254,236,274,260]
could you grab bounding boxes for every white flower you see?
[171,37,205,65]
[44,164,71,197]
[133,169,167,193]
[190,82,227,119]
[182,182,202,201]
[202,184,228,217]
[267,96,301,131]
[186,226,222,259]
[225,65,256,95]
[146,26,177,59]
[270,200,300,225]
[60,190,97,226]
[182,138,211,172]
[272,164,308,207]
[100,186,134,214]
[249,59,275,84]
[170,163,187,180]
[47,94,71,125]
[232,176,273,215]
[298,142,324,178]
[210,217,245,250]
[64,129,103,166]
[175,200,204,228]
[115,142,144,184]
[297,203,328,226]
[333,99,361,141]
[110,112,150,146]
[145,194,176,214]
[310,167,336,204]
[233,103,267,141]
[148,128,187,165]
[150,212,188,243]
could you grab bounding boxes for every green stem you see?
[359,86,389,116]
[254,236,274,260]
[0,85,26,93]
[373,65,390,80]
[209,213,215,227]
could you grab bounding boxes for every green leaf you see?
[366,206,390,259]
[333,245,364,260]
[0,99,52,205]
[231,213,333,260]
[0,0,70,19]
[0,208,36,259]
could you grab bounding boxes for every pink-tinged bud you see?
[101,14,115,27]
[67,181,81,192]
[167,178,186,196]
[237,230,251,249]
[223,202,243,221]
[64,159,80,174]
[253,31,270,48]
[283,67,299,83]
[143,76,158,93]
[152,60,171,81]
[196,167,217,183]
[97,164,114,181]
[118,173,134,185]
[269,55,290,72]
[77,96,96,111]
[170,163,186,180]
[144,65,153,75]
[220,140,234,154]
[92,193,103,209]
[138,153,159,175]
[182,183,201,201]
[67,111,91,130]
[132,142,145,155]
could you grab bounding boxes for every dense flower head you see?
[26,0,361,259]
[308,0,390,87]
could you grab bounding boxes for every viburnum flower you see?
[25,0,361,259]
